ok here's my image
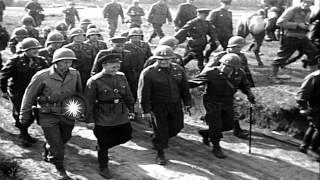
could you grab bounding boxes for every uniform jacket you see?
[138,63,191,113]
[39,47,55,65]
[63,7,80,22]
[147,2,172,24]
[189,67,253,104]
[24,2,43,13]
[174,17,217,47]
[91,47,135,76]
[277,6,311,39]
[207,7,233,38]
[205,51,255,87]
[124,41,152,72]
[0,53,48,97]
[173,3,197,29]
[85,72,134,126]
[63,42,94,87]
[103,2,124,20]
[127,6,145,25]
[84,39,107,59]
[19,66,82,127]
[296,70,320,109]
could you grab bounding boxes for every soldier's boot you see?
[212,142,226,159]
[56,167,72,180]
[98,148,112,179]
[198,129,210,146]
[233,120,249,139]
[299,126,314,153]
[156,149,166,165]
[19,126,37,147]
[254,51,264,67]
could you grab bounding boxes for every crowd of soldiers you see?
[0,0,319,179]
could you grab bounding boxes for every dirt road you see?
[0,98,319,180]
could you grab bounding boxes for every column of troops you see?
[0,0,319,179]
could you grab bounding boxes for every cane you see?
[249,104,253,154]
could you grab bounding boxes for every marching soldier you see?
[173,0,197,31]
[24,0,44,27]
[206,0,233,56]
[63,1,80,30]
[39,31,65,65]
[147,0,172,43]
[84,28,107,59]
[0,38,48,147]
[126,0,145,28]
[124,28,152,100]
[174,8,217,70]
[138,45,192,165]
[296,64,320,161]
[271,0,318,83]
[189,53,255,158]
[8,27,28,54]
[19,48,82,180]
[64,27,94,89]
[85,54,135,179]
[21,15,39,39]
[102,0,124,38]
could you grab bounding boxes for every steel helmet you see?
[159,36,178,48]
[152,45,176,59]
[219,53,241,69]
[69,28,85,38]
[87,24,97,30]
[55,21,68,31]
[80,19,91,25]
[12,27,28,38]
[227,36,245,48]
[86,28,100,37]
[220,0,232,4]
[45,31,65,46]
[128,28,144,37]
[22,15,35,25]
[52,48,77,63]
[20,38,42,52]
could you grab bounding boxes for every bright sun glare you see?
[65,99,82,117]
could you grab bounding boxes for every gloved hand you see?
[87,123,95,130]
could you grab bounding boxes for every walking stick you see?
[249,104,253,154]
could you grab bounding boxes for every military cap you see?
[159,36,178,48]
[197,8,211,14]
[110,36,127,44]
[80,19,91,25]
[99,54,122,64]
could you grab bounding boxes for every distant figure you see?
[54,21,70,45]
[79,19,91,33]
[8,27,28,54]
[39,31,65,65]
[126,0,145,28]
[237,9,266,66]
[0,0,6,23]
[63,1,80,30]
[147,0,172,43]
[102,0,124,37]
[21,15,39,40]
[24,0,44,26]
[173,0,197,31]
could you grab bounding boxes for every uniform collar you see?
[48,66,73,83]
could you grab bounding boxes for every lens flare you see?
[65,99,82,118]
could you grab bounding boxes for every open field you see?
[0,5,319,180]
